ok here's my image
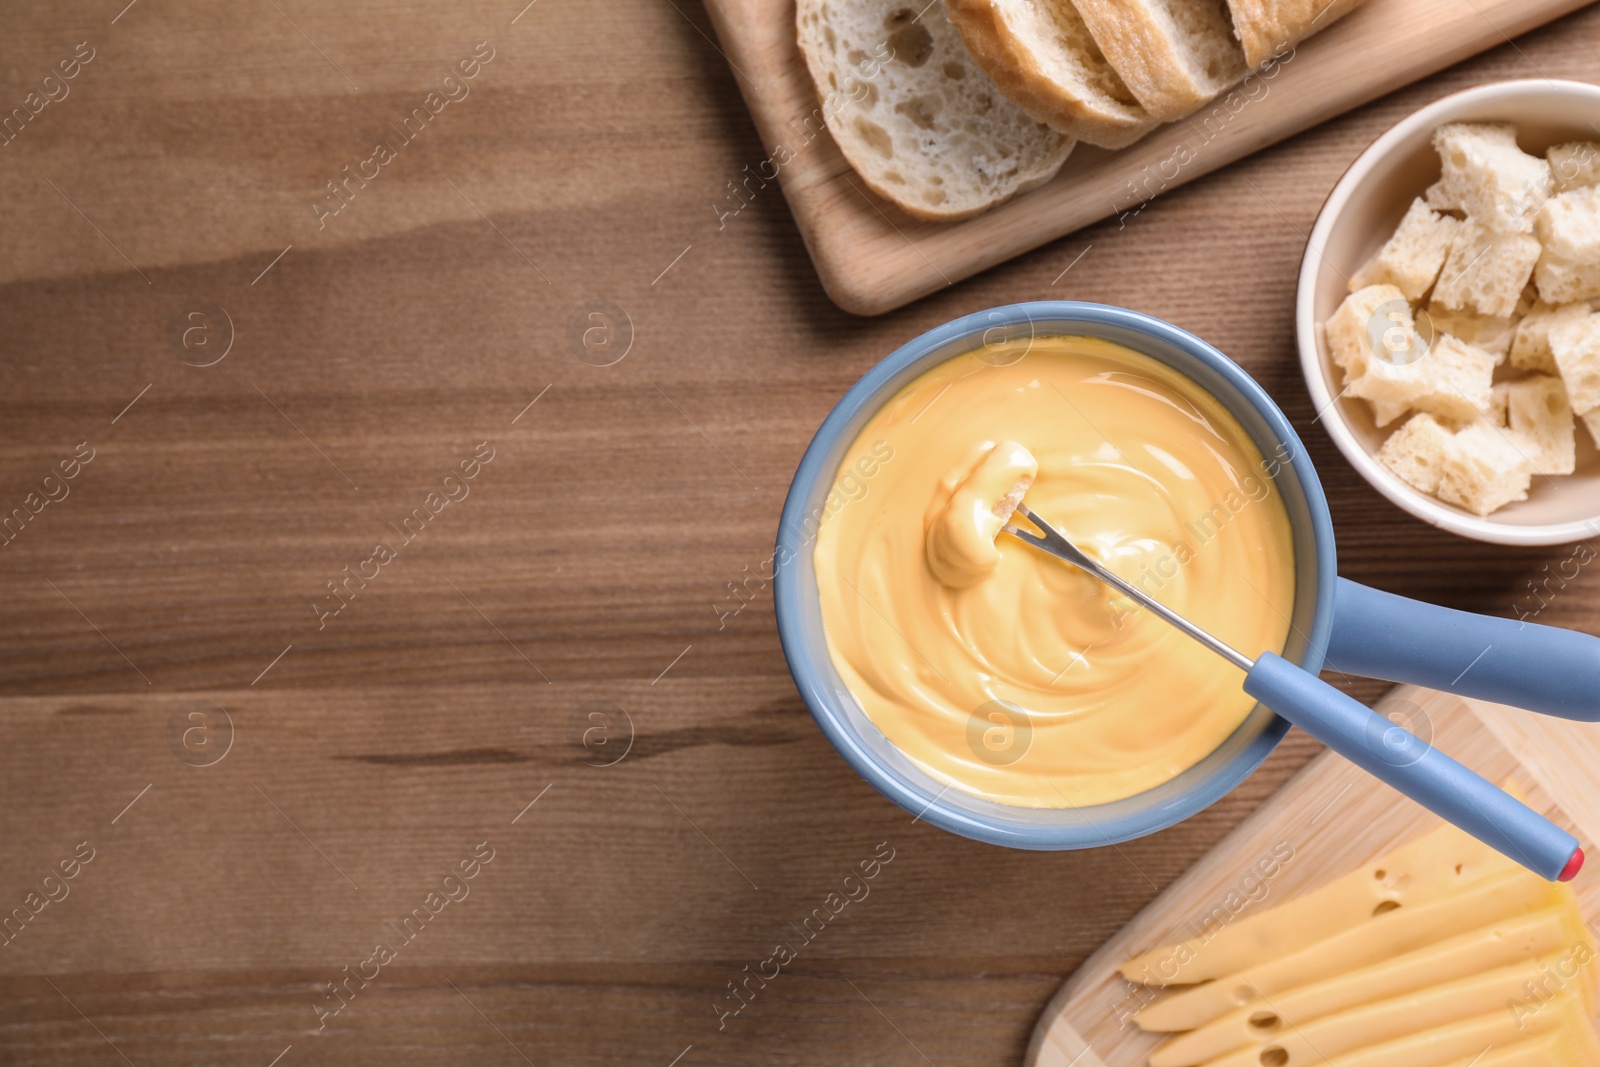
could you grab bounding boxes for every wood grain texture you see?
[1027,687,1599,1067]
[705,0,1595,314]
[0,1,1598,1065]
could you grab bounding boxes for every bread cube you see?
[1349,198,1460,300]
[1348,332,1496,426]
[1503,375,1576,475]
[1548,141,1600,192]
[1324,284,1414,383]
[1436,422,1534,515]
[1582,407,1600,448]
[1370,399,1411,427]
[1423,303,1516,362]
[1487,381,1510,428]
[1533,186,1600,304]
[1509,299,1590,373]
[1548,313,1600,414]
[1377,412,1457,494]
[1425,123,1552,233]
[1432,220,1542,318]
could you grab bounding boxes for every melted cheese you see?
[812,336,1296,808]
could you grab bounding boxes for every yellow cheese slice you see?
[1136,871,1570,1031]
[1123,821,1520,986]
[1158,954,1577,1067]
[1313,992,1591,1067]
[1431,1025,1600,1067]
[1150,900,1590,1063]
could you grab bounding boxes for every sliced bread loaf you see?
[1070,0,1248,121]
[944,0,1160,149]
[796,0,1075,221]
[1223,0,1365,69]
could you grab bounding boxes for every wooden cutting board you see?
[701,0,1595,316]
[1025,684,1600,1067]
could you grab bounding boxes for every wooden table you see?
[0,2,1595,1065]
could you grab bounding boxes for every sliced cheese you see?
[1316,992,1590,1067]
[1168,959,1580,1067]
[1136,871,1568,1031]
[1122,822,1519,986]
[1149,899,1588,1063]
[1434,1020,1600,1067]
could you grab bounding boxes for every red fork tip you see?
[1559,848,1585,882]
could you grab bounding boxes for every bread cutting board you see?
[1025,684,1600,1067]
[701,0,1595,316]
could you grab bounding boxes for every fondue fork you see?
[1001,503,1584,883]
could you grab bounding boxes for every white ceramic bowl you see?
[1296,79,1600,546]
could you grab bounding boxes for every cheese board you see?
[1025,684,1600,1067]
[700,0,1596,315]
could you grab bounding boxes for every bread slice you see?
[1533,185,1600,304]
[1503,375,1576,475]
[1378,412,1456,494]
[1548,313,1600,415]
[944,0,1160,148]
[1349,332,1496,425]
[1223,0,1366,69]
[1070,0,1247,121]
[1432,219,1541,319]
[1510,300,1590,373]
[795,0,1075,221]
[1437,421,1534,516]
[1425,123,1552,234]
[1549,142,1600,192]
[1350,197,1460,301]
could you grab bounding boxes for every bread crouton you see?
[1432,219,1542,318]
[1349,198,1460,300]
[1377,412,1456,494]
[1423,303,1517,362]
[1324,284,1413,384]
[1348,332,1495,426]
[1509,300,1590,373]
[1548,141,1600,192]
[1533,186,1600,304]
[1487,381,1510,428]
[1548,313,1600,415]
[1424,123,1552,233]
[1503,375,1576,475]
[1582,408,1600,448]
[1436,422,1534,515]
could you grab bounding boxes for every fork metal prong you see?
[1001,499,1255,672]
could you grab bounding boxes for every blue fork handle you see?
[1328,579,1600,721]
[1244,652,1582,882]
